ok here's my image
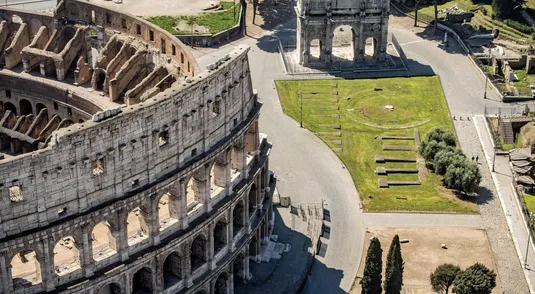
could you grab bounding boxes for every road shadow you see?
[255,0,296,31]
[475,186,495,205]
[303,258,346,294]
[235,206,338,293]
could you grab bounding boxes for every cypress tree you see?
[384,235,404,294]
[361,237,383,294]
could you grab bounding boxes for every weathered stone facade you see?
[0,1,274,293]
[296,0,390,65]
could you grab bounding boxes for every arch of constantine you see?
[296,0,390,65]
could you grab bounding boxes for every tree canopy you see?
[361,237,383,294]
[430,264,461,294]
[384,235,404,294]
[452,263,496,294]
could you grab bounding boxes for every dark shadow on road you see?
[235,206,344,293]
[255,0,296,31]
[303,259,346,294]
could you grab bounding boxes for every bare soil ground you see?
[351,227,500,294]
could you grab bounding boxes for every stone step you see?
[316,132,341,137]
[376,167,419,175]
[382,145,417,151]
[381,136,415,140]
[375,155,417,163]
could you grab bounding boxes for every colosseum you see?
[0,0,274,293]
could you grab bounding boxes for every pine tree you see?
[453,263,496,294]
[384,235,404,294]
[361,237,383,294]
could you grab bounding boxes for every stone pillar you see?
[118,210,130,262]
[149,195,161,246]
[229,209,235,253]
[210,224,216,270]
[229,271,235,294]
[324,18,333,63]
[178,179,189,230]
[0,253,10,293]
[243,253,250,280]
[225,149,232,196]
[203,164,213,212]
[353,26,360,63]
[379,17,389,61]
[184,252,193,288]
[81,232,94,277]
[358,24,365,61]
[41,239,55,291]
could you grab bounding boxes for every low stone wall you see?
[175,5,243,47]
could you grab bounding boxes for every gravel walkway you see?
[455,119,529,293]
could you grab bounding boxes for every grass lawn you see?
[147,2,240,35]
[524,193,535,214]
[276,77,477,213]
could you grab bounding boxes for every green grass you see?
[524,193,535,215]
[147,2,240,35]
[276,77,477,213]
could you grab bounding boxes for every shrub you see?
[420,140,452,162]
[433,149,466,175]
[504,19,535,35]
[453,263,496,294]
[444,160,481,194]
[423,127,456,147]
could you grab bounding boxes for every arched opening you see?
[10,250,42,289]
[97,283,122,294]
[210,154,227,198]
[4,102,16,115]
[158,191,179,231]
[364,37,378,61]
[127,207,150,246]
[233,253,245,282]
[162,252,182,288]
[214,272,229,294]
[91,222,118,261]
[249,235,258,257]
[95,71,106,91]
[186,174,204,213]
[132,267,153,293]
[214,220,228,254]
[332,25,355,62]
[231,142,243,182]
[248,184,257,216]
[233,201,245,237]
[190,234,208,272]
[309,39,322,62]
[53,236,80,275]
[36,103,47,120]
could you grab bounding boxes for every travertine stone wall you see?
[0,1,274,294]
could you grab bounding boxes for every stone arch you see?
[97,282,122,294]
[213,218,228,254]
[185,167,207,211]
[210,151,228,198]
[27,18,43,37]
[162,251,182,288]
[127,206,150,246]
[93,69,106,91]
[214,271,229,294]
[4,101,16,115]
[10,249,42,290]
[232,200,245,237]
[91,221,118,261]
[132,267,153,293]
[331,25,355,62]
[19,99,32,116]
[190,233,208,272]
[248,183,257,216]
[309,39,323,62]
[364,36,378,61]
[53,235,81,276]
[158,189,179,231]
[36,102,47,116]
[233,253,246,281]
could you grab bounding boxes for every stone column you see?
[243,253,250,280]
[324,18,333,63]
[0,253,10,293]
[117,210,130,262]
[229,271,235,294]
[81,232,94,277]
[379,17,389,61]
[184,252,193,288]
[209,224,216,270]
[178,179,188,230]
[149,195,161,246]
[203,164,213,213]
[225,148,232,196]
[353,26,360,63]
[41,239,56,291]
[358,23,365,61]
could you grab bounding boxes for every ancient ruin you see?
[296,0,390,66]
[0,1,274,293]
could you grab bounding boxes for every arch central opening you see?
[53,236,81,275]
[163,252,182,288]
[10,250,42,290]
[332,25,355,62]
[91,221,118,261]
